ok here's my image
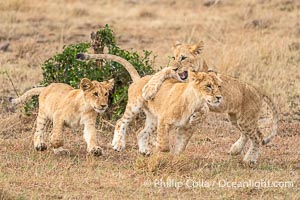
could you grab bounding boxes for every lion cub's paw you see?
[53,147,70,156]
[139,147,151,156]
[50,138,64,149]
[142,84,158,101]
[229,144,243,155]
[89,146,103,156]
[111,136,126,151]
[243,155,258,167]
[35,143,47,151]
[242,159,257,168]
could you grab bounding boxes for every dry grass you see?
[0,0,299,199]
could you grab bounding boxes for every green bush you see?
[28,25,155,120]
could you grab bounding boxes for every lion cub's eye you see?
[93,92,99,97]
[206,84,212,90]
[180,56,188,61]
[218,85,222,89]
[104,92,108,96]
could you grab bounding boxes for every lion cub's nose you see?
[100,104,107,108]
[216,95,223,101]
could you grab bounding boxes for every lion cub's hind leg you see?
[228,113,249,155]
[112,100,142,151]
[49,114,69,155]
[137,110,157,156]
[229,133,249,155]
[34,110,48,151]
[238,120,260,164]
[243,135,260,165]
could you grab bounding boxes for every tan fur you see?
[142,41,278,164]
[11,78,114,156]
[112,71,222,155]
[142,65,184,100]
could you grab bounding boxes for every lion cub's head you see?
[171,41,208,81]
[80,78,114,113]
[190,71,223,107]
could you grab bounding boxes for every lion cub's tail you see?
[76,53,140,82]
[261,95,278,145]
[10,87,45,105]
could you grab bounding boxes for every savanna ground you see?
[0,0,299,199]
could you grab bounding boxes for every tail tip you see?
[9,97,17,105]
[76,53,85,60]
[9,97,14,103]
[262,138,270,145]
[262,140,267,145]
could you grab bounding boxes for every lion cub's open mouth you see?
[178,71,188,80]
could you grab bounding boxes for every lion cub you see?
[142,41,278,164]
[112,71,222,155]
[11,78,114,156]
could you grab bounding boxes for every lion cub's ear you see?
[202,60,209,72]
[208,70,222,83]
[101,79,114,91]
[172,41,182,50]
[106,79,114,91]
[80,78,94,91]
[189,41,204,55]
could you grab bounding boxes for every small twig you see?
[101,118,116,128]
[1,70,19,97]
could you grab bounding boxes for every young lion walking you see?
[11,78,114,156]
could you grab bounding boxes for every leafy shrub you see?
[31,25,154,120]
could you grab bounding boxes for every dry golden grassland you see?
[0,0,299,199]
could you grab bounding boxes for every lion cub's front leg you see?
[142,67,178,101]
[82,113,103,156]
[83,122,103,156]
[174,110,207,154]
[174,127,194,154]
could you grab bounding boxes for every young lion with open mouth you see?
[142,41,278,164]
[11,78,114,156]
[77,53,222,155]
